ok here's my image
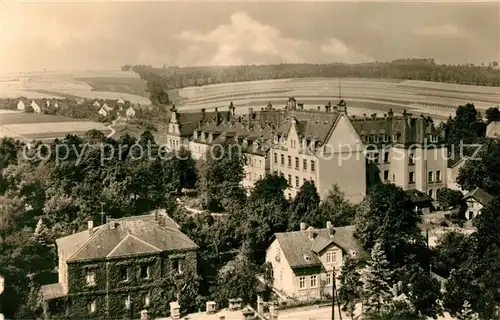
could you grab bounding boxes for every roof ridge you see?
[127,234,162,251]
[106,234,132,257]
[67,224,108,261]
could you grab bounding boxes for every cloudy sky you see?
[0,1,498,73]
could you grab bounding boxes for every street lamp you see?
[331,269,343,320]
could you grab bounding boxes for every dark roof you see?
[463,187,493,206]
[40,283,65,301]
[176,111,223,136]
[274,226,366,270]
[406,189,433,204]
[277,111,340,145]
[56,211,198,263]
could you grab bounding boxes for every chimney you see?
[158,214,166,228]
[300,222,306,231]
[388,109,394,118]
[308,227,316,240]
[215,108,219,125]
[326,221,334,236]
[88,220,94,235]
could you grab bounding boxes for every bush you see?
[275,298,331,310]
[129,119,157,131]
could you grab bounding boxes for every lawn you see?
[0,113,86,125]
[22,129,112,140]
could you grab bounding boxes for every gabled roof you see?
[274,225,366,270]
[463,187,493,206]
[406,189,433,204]
[277,111,340,145]
[56,212,198,263]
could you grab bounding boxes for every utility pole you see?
[331,270,335,320]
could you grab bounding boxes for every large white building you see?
[165,98,448,203]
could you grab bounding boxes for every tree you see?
[170,148,197,193]
[445,103,486,146]
[287,181,320,231]
[401,264,442,319]
[457,301,479,320]
[485,107,500,124]
[362,242,395,316]
[311,185,356,228]
[248,172,288,207]
[457,139,500,196]
[197,142,246,212]
[436,188,465,211]
[473,196,500,253]
[443,267,481,318]
[433,231,473,276]
[354,183,422,266]
[338,256,362,319]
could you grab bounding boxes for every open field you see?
[0,111,109,142]
[0,70,151,105]
[176,78,500,120]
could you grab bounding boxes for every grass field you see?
[0,111,109,142]
[175,78,499,120]
[76,77,149,98]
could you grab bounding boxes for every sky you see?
[0,1,498,73]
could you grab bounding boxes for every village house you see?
[126,106,136,119]
[117,97,125,105]
[486,121,500,139]
[93,100,101,108]
[463,187,493,220]
[265,222,365,300]
[31,100,42,114]
[17,99,25,111]
[40,211,199,319]
[447,156,469,193]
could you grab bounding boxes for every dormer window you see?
[382,134,389,142]
[392,133,400,142]
[372,135,379,143]
[208,133,213,142]
[303,254,311,262]
[430,135,438,143]
[201,132,206,141]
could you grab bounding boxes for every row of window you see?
[360,134,439,144]
[88,292,150,314]
[287,175,315,188]
[274,153,316,172]
[86,260,183,286]
[246,172,264,181]
[428,170,442,183]
[366,151,390,164]
[298,273,335,289]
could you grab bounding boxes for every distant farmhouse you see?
[165,98,448,203]
[17,99,25,111]
[31,100,42,114]
[126,106,136,119]
[41,211,199,319]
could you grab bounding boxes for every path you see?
[106,116,122,138]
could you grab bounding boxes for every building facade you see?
[265,222,365,300]
[41,212,199,319]
[463,187,493,220]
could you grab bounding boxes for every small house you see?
[93,100,101,108]
[486,119,500,139]
[98,107,108,117]
[463,187,493,220]
[117,97,125,105]
[17,100,25,111]
[31,100,41,114]
[102,103,113,112]
[406,189,435,214]
[126,106,136,119]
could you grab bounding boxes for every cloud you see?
[320,38,371,63]
[177,12,306,65]
[414,24,468,37]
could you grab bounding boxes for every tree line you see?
[125,59,500,100]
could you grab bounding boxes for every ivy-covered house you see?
[40,211,199,319]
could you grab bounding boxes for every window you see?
[299,276,307,289]
[326,251,336,263]
[382,134,389,142]
[372,134,379,143]
[303,178,307,185]
[311,160,316,172]
[428,189,433,198]
[295,157,299,169]
[143,292,150,307]
[310,275,318,288]
[125,294,131,309]
[281,154,284,166]
[276,248,281,261]
[409,172,415,184]
[409,153,415,165]
[295,176,299,187]
[89,301,97,314]
[288,156,292,167]
[384,151,389,163]
[274,153,278,164]
[86,270,96,286]
[384,170,389,181]
[303,159,307,170]
[172,259,182,274]
[287,175,292,185]
[428,171,434,183]
[436,170,441,182]
[119,266,128,282]
[140,265,150,279]
[326,273,332,286]
[430,135,438,143]
[288,193,292,201]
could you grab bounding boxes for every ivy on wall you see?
[44,250,199,319]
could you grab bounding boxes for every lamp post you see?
[331,269,343,320]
